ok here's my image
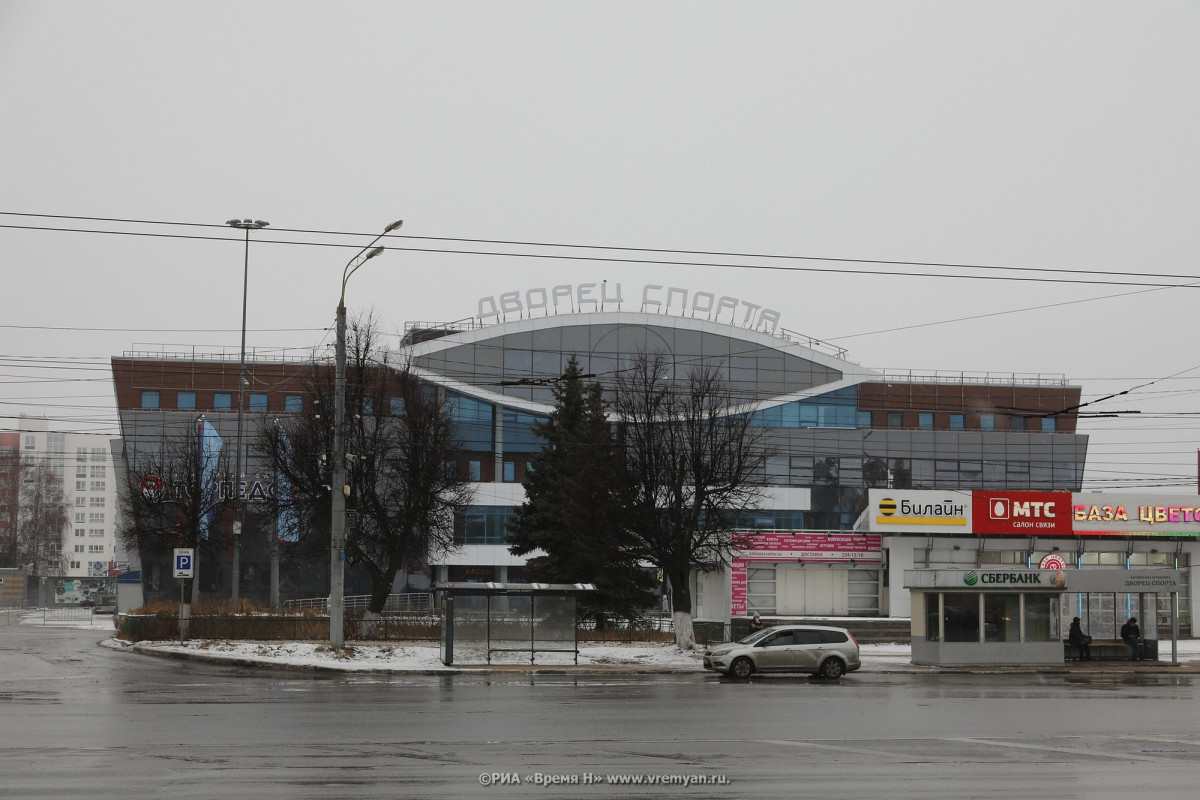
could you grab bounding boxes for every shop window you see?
[141,390,160,409]
[984,593,1020,642]
[177,391,196,410]
[943,593,980,642]
[925,594,941,641]
[746,566,776,615]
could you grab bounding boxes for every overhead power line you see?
[4,211,1200,289]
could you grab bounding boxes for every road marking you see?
[753,739,959,762]
[946,736,1173,762]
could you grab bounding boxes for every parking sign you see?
[174,548,194,579]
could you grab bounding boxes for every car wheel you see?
[730,657,755,679]
[818,658,846,679]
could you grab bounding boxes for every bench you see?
[1064,639,1156,661]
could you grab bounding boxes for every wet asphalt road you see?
[3,622,1200,799]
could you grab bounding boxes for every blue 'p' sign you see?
[173,548,195,578]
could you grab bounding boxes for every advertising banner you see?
[1071,493,1200,538]
[733,531,882,562]
[730,532,882,616]
[971,491,1072,536]
[865,489,972,534]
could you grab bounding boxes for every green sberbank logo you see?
[963,571,978,586]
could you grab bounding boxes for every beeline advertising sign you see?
[971,491,1072,536]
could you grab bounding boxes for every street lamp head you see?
[364,245,385,261]
[384,219,404,233]
[226,219,271,230]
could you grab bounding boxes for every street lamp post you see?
[226,218,269,611]
[330,219,403,648]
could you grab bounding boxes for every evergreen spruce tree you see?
[508,356,656,627]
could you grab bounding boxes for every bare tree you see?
[16,455,69,576]
[262,313,471,629]
[612,353,768,649]
[118,417,231,629]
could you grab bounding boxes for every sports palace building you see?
[111,281,1195,633]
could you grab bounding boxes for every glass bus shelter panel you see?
[449,597,491,664]
[1023,594,1060,642]
[488,595,534,652]
[532,595,576,649]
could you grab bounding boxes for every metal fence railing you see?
[283,592,434,613]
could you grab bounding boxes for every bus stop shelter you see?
[905,568,1182,667]
[435,582,596,666]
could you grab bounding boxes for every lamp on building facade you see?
[225,218,269,610]
[330,219,403,647]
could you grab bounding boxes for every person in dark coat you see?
[1068,617,1091,661]
[749,613,765,632]
[1120,617,1142,661]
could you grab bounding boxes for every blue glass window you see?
[503,461,516,482]
[1042,417,1056,433]
[140,390,159,409]
[285,395,302,413]
[918,412,933,430]
[447,393,494,450]
[502,408,548,453]
[980,413,995,431]
[390,397,405,415]
[950,413,965,430]
[213,393,232,411]
[177,391,196,410]
[747,387,860,429]
[454,505,515,545]
[249,394,268,412]
[1010,415,1026,432]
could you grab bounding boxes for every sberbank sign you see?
[964,571,1046,586]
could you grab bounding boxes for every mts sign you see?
[972,492,1072,536]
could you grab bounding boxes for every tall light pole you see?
[330,219,403,647]
[226,218,269,611]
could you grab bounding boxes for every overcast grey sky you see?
[2,1,1198,491]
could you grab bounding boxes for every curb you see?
[111,641,1200,677]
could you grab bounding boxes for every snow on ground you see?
[17,610,1200,672]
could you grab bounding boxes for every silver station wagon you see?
[703,625,861,679]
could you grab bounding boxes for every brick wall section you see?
[857,382,1081,433]
[111,358,318,414]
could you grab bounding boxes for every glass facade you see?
[748,387,859,429]
[455,505,514,545]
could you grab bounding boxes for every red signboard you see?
[970,491,1072,536]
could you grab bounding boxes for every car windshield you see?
[736,628,776,645]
